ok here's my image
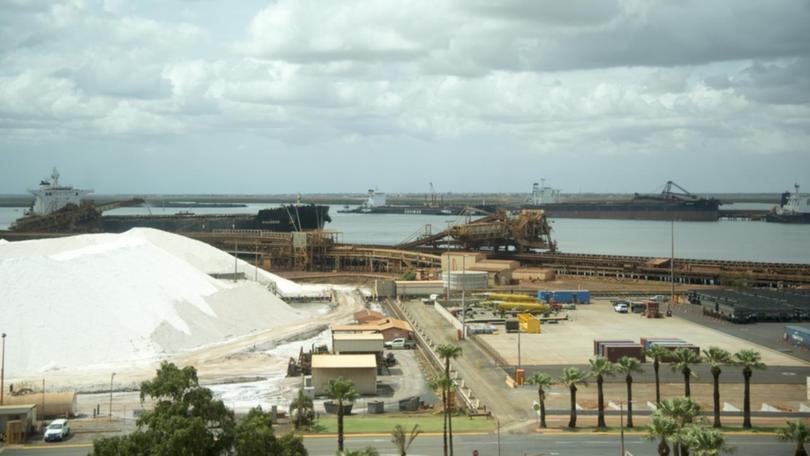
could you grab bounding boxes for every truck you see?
[384,338,417,349]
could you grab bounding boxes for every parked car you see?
[384,338,416,349]
[613,303,629,313]
[650,295,668,302]
[44,419,70,442]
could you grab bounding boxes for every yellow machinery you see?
[491,301,550,314]
[487,293,538,303]
[518,313,541,333]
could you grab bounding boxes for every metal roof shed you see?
[311,354,377,396]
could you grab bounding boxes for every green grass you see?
[309,414,495,434]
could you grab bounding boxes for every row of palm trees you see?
[527,346,767,430]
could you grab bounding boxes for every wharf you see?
[2,229,809,287]
[719,208,770,221]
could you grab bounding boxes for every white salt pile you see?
[0,228,315,376]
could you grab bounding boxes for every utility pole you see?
[109,372,116,422]
[517,325,522,368]
[42,379,45,416]
[461,256,466,340]
[1,333,6,405]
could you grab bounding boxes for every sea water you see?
[1,204,808,264]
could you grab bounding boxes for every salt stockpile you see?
[0,228,312,376]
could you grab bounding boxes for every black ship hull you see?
[338,205,496,215]
[521,200,720,221]
[101,204,330,233]
[765,212,810,224]
[12,204,332,234]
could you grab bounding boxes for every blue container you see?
[785,326,810,349]
[643,339,684,349]
[536,290,591,304]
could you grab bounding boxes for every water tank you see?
[442,271,488,290]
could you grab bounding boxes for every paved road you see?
[402,300,530,422]
[674,302,810,363]
[2,434,794,456]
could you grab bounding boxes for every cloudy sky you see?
[1,0,809,194]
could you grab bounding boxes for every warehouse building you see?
[332,333,385,355]
[332,318,413,342]
[311,354,378,395]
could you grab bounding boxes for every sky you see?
[1,0,809,195]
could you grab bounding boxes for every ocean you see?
[1,204,808,264]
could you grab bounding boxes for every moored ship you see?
[338,188,495,215]
[9,170,331,233]
[766,184,810,224]
[521,180,721,221]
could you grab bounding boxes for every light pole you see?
[1,332,6,406]
[109,372,116,422]
[619,400,625,456]
[517,324,522,369]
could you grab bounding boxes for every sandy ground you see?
[477,299,808,367]
[16,289,366,392]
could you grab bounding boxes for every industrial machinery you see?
[398,209,556,253]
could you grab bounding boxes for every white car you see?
[613,303,629,313]
[44,419,70,442]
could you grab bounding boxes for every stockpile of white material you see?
[0,228,311,376]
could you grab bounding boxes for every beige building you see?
[332,318,413,342]
[332,333,384,355]
[311,354,377,395]
[0,404,37,444]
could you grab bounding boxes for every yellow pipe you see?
[487,293,538,303]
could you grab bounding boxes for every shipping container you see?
[593,339,634,355]
[602,344,645,362]
[537,290,590,304]
[641,337,684,349]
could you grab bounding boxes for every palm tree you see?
[527,372,553,428]
[670,348,702,398]
[646,415,678,456]
[557,367,588,428]
[655,397,702,456]
[391,424,421,456]
[327,376,358,452]
[616,356,644,428]
[589,356,616,428]
[702,347,732,428]
[289,388,314,429]
[777,420,810,456]
[679,424,728,456]
[734,349,765,429]
[429,374,453,456]
[645,344,671,404]
[436,343,462,456]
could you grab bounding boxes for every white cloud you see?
[0,0,808,192]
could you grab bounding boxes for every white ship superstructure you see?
[530,179,561,205]
[775,184,810,215]
[28,168,92,215]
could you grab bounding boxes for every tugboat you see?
[766,184,810,224]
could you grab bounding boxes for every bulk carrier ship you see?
[522,180,721,221]
[338,188,496,215]
[9,170,331,233]
[766,184,810,224]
